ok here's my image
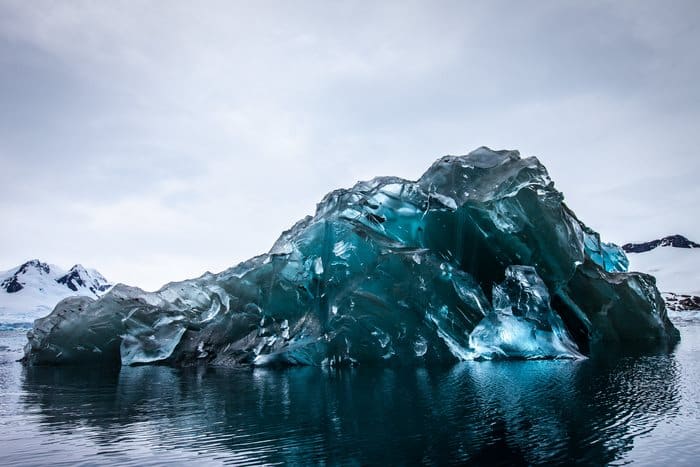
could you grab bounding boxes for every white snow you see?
[0,261,111,324]
[627,247,700,296]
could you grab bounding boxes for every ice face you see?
[582,227,629,273]
[23,147,679,367]
[469,266,583,359]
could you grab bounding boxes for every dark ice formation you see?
[23,148,679,367]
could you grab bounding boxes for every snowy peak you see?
[1,260,54,293]
[16,259,52,276]
[0,260,112,324]
[0,260,110,296]
[622,234,700,253]
[56,264,111,294]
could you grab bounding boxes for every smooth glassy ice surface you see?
[22,147,678,367]
[583,227,630,273]
[469,266,583,359]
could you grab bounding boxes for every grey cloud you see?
[0,0,698,289]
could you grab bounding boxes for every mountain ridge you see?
[622,234,700,253]
[0,260,112,324]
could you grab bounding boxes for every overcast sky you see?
[1,0,698,290]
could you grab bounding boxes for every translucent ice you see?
[469,266,583,359]
[23,147,679,367]
[582,227,629,273]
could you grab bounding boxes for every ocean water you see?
[1,318,699,466]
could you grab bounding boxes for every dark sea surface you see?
[1,316,699,466]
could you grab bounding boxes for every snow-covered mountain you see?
[0,259,112,325]
[623,234,700,253]
[625,235,700,311]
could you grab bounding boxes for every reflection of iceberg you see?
[23,147,679,367]
[20,349,682,465]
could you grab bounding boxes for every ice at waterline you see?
[23,147,679,367]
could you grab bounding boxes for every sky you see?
[0,0,699,290]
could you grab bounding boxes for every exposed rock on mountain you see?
[0,260,111,324]
[626,236,700,312]
[663,293,700,312]
[623,235,700,253]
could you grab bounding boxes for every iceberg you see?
[23,147,679,367]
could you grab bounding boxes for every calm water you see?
[2,317,700,466]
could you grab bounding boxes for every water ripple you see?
[1,327,700,465]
